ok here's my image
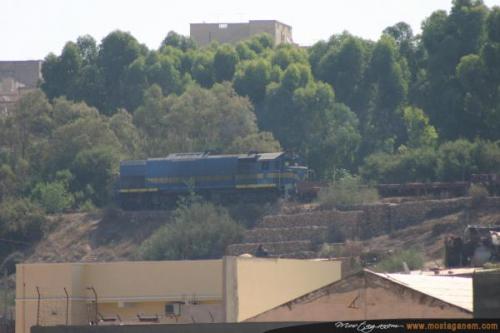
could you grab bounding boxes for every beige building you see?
[247,269,473,322]
[0,60,42,114]
[16,257,341,333]
[190,20,293,47]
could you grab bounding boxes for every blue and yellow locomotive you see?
[118,152,308,209]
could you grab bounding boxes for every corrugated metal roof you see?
[374,272,472,312]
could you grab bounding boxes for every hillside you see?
[21,197,500,268]
[25,210,171,263]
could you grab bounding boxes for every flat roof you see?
[190,20,291,29]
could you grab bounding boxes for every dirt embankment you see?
[26,209,171,263]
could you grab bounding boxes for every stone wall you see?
[226,197,500,257]
[258,210,362,240]
[349,196,500,239]
[243,226,328,243]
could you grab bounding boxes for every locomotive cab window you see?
[261,161,270,170]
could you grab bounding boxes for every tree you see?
[437,139,476,181]
[41,42,82,101]
[10,91,53,160]
[263,65,361,177]
[71,146,120,206]
[403,106,438,148]
[138,200,244,260]
[134,83,279,156]
[271,45,308,70]
[418,1,488,139]
[228,132,281,153]
[161,31,196,51]
[213,45,239,82]
[146,55,183,95]
[364,35,408,153]
[0,165,17,200]
[98,30,143,113]
[233,59,272,105]
[0,198,45,241]
[383,22,419,82]
[191,52,214,88]
[317,36,369,107]
[32,172,75,214]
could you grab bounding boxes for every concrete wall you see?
[17,257,342,332]
[190,20,292,47]
[473,269,500,318]
[247,271,472,322]
[0,61,41,88]
[16,260,223,333]
[224,257,341,322]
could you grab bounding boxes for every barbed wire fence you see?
[35,287,70,327]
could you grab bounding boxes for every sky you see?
[3,0,500,60]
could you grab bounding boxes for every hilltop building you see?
[190,20,293,47]
[0,60,42,114]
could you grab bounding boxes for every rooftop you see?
[373,271,472,312]
[190,20,292,29]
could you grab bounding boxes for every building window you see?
[219,23,228,29]
[165,303,182,316]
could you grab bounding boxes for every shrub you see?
[32,181,74,214]
[375,248,424,273]
[138,199,244,260]
[469,183,489,207]
[318,174,379,209]
[0,198,45,241]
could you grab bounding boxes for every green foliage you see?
[161,31,196,51]
[263,71,360,177]
[134,83,279,156]
[138,199,244,260]
[468,183,489,207]
[234,59,272,105]
[214,45,239,82]
[191,51,214,87]
[403,106,438,148]
[271,45,308,70]
[71,146,119,206]
[318,174,379,209]
[361,139,500,183]
[0,164,17,200]
[14,2,500,212]
[437,139,477,181]
[0,198,45,241]
[32,179,74,214]
[361,147,439,183]
[317,35,369,106]
[375,249,424,273]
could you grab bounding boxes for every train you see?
[117,151,308,209]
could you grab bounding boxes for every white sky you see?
[3,0,500,60]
